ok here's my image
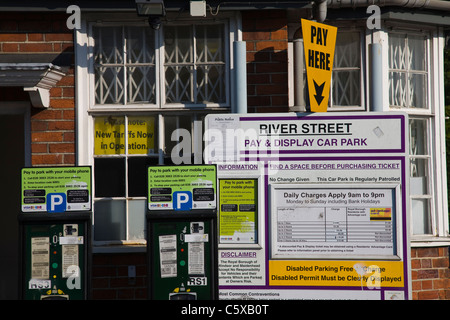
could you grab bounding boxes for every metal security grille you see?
[164,24,225,104]
[331,31,361,107]
[93,26,156,105]
[388,33,428,109]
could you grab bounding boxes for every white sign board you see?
[205,112,411,300]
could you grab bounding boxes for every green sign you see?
[219,179,257,244]
[148,165,216,211]
[21,167,91,213]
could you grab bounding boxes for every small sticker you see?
[159,235,177,278]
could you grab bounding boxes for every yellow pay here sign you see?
[301,19,337,112]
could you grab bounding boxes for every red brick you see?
[63,154,75,165]
[2,43,19,52]
[31,110,63,120]
[19,42,54,52]
[433,258,449,268]
[48,121,74,131]
[255,40,287,52]
[28,33,44,41]
[0,33,26,41]
[49,143,74,153]
[31,121,48,131]
[418,290,439,300]
[32,131,64,143]
[417,247,439,257]
[31,143,48,153]
[32,154,63,165]
[417,269,439,279]
[45,33,73,41]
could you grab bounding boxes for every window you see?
[87,17,233,246]
[409,118,433,235]
[93,26,157,105]
[389,32,428,109]
[330,31,363,109]
[388,30,437,237]
[164,24,226,105]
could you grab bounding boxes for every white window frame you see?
[377,23,449,246]
[329,27,366,111]
[75,12,240,252]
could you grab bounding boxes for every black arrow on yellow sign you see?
[313,80,325,106]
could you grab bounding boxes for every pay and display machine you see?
[19,167,91,300]
[147,165,218,300]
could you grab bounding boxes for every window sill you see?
[93,242,147,254]
[410,236,450,248]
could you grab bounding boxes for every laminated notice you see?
[188,242,205,275]
[31,237,50,280]
[159,235,177,278]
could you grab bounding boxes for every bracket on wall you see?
[0,63,66,108]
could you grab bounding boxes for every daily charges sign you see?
[301,19,337,112]
[21,167,91,213]
[148,165,216,211]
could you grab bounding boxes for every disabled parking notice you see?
[21,166,91,213]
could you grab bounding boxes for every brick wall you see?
[0,12,75,166]
[242,10,289,113]
[411,247,450,300]
[92,253,148,300]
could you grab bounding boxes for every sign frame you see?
[205,112,412,300]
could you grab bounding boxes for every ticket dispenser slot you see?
[147,214,218,300]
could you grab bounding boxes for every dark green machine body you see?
[147,212,218,300]
[19,213,91,300]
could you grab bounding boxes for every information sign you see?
[205,112,411,300]
[21,166,91,213]
[219,179,257,244]
[94,116,155,155]
[148,165,216,211]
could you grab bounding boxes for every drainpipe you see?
[370,42,383,112]
[326,0,450,11]
[293,36,306,112]
[233,41,247,114]
[314,0,328,22]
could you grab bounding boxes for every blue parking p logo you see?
[173,191,192,211]
[47,193,67,213]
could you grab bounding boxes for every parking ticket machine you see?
[147,165,218,300]
[19,167,91,300]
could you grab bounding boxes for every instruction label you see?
[148,165,216,211]
[219,179,257,244]
[272,186,395,258]
[159,235,177,278]
[21,166,91,213]
[31,237,50,280]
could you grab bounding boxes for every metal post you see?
[294,38,306,111]
[370,43,384,111]
[233,41,247,114]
